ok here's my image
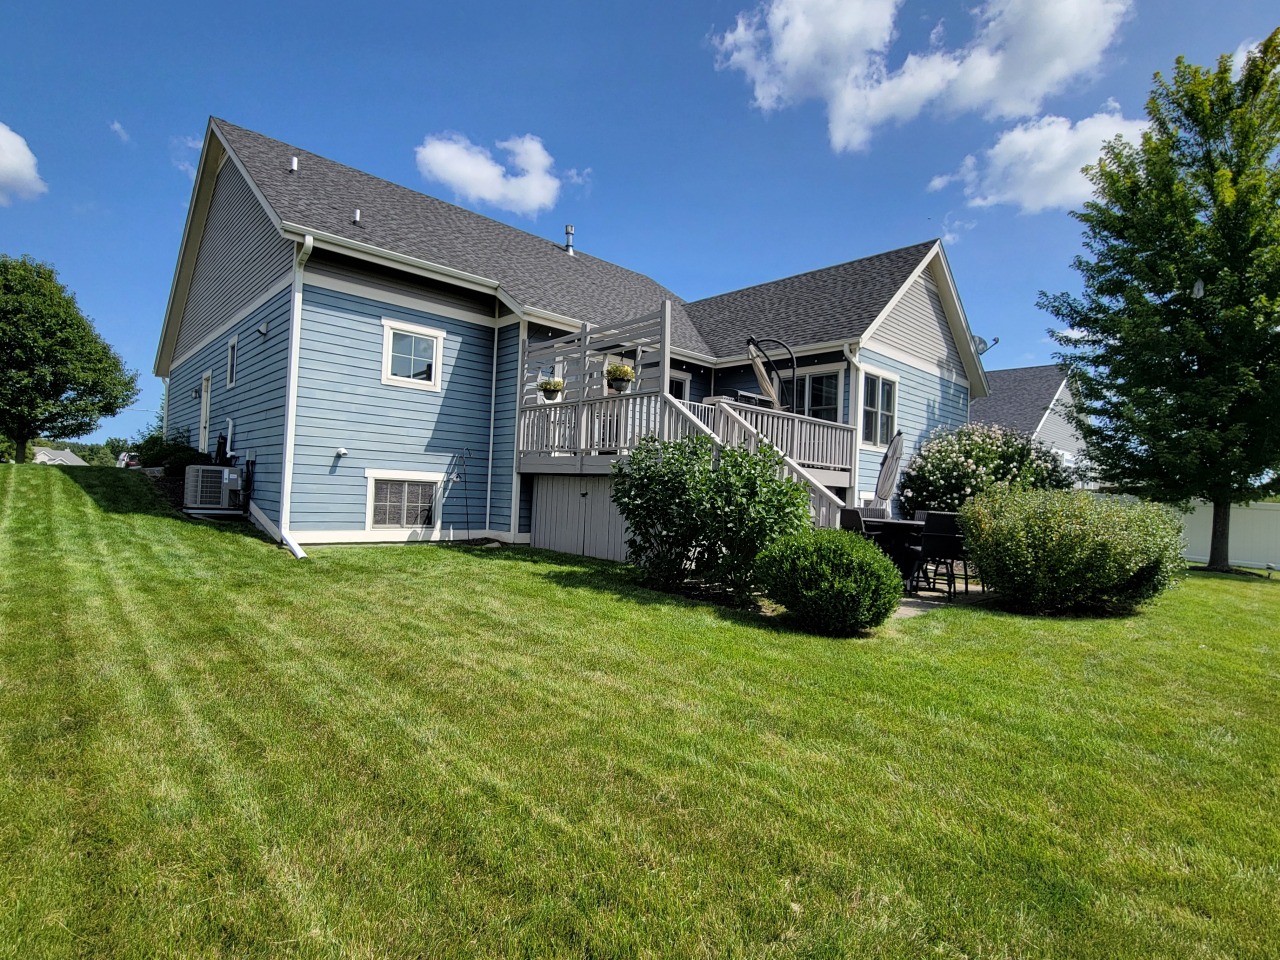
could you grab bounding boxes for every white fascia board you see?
[278,223,501,297]
[928,245,990,398]
[1032,378,1070,439]
[671,347,719,366]
[210,119,284,232]
[521,306,584,331]
[154,123,224,377]
[709,339,858,368]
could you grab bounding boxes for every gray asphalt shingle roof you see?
[213,119,711,354]
[213,119,937,362]
[684,241,937,357]
[968,364,1066,435]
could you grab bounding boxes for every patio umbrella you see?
[870,430,904,512]
[746,345,782,409]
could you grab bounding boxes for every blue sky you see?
[1,0,1275,442]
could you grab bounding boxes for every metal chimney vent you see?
[565,224,575,256]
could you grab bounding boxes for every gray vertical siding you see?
[166,288,293,526]
[530,476,628,561]
[872,274,966,376]
[489,321,520,532]
[856,349,969,497]
[173,161,294,360]
[288,284,497,535]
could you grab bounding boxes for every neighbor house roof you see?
[33,447,89,466]
[968,364,1067,435]
[684,240,938,357]
[211,119,713,355]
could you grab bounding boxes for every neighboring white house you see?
[969,364,1084,463]
[32,447,89,466]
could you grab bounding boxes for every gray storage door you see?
[530,476,629,562]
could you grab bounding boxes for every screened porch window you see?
[372,479,436,528]
[779,372,840,422]
[862,374,896,446]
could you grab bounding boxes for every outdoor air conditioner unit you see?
[184,465,242,510]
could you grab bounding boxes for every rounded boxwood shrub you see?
[755,529,903,634]
[898,422,1075,515]
[959,489,1184,614]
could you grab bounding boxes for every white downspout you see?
[278,234,313,559]
[843,338,862,507]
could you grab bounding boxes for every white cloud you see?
[170,135,201,181]
[414,133,563,216]
[929,105,1147,212]
[939,213,976,245]
[1231,38,1260,80]
[714,0,1132,151]
[109,120,130,143]
[0,121,48,205]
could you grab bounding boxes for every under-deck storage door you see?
[530,476,629,562]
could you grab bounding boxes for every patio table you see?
[863,518,924,579]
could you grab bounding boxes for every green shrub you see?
[160,446,215,478]
[899,423,1075,515]
[611,435,810,601]
[755,529,903,634]
[959,489,1184,614]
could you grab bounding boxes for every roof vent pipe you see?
[353,208,361,224]
[289,156,298,173]
[564,224,574,256]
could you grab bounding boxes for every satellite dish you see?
[972,335,999,355]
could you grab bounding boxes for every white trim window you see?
[668,371,692,401]
[862,372,897,447]
[226,336,238,388]
[381,318,444,391]
[778,367,843,423]
[365,469,444,532]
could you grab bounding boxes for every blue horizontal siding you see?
[167,288,292,527]
[289,285,496,534]
[489,322,520,533]
[857,349,969,495]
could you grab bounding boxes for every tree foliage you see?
[1040,30,1280,569]
[0,255,138,462]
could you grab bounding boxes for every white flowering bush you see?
[898,423,1075,515]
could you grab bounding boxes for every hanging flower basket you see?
[606,363,635,393]
[537,377,564,400]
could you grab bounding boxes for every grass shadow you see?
[53,465,274,545]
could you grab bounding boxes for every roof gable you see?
[969,364,1067,434]
[683,241,936,357]
[211,119,711,355]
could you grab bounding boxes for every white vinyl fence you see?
[1182,500,1280,569]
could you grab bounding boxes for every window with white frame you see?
[862,373,897,446]
[668,371,692,401]
[779,370,841,422]
[371,478,438,528]
[381,319,444,391]
[226,336,237,388]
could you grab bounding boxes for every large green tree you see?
[1041,29,1280,571]
[0,255,139,462]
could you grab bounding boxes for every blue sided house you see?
[155,118,990,558]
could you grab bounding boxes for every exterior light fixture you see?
[191,387,200,399]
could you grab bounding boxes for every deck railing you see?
[714,403,845,529]
[708,400,855,472]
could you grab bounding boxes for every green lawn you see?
[1,466,1277,959]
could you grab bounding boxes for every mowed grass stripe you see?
[0,465,1276,958]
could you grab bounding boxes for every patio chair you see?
[907,512,967,598]
[859,506,890,520]
[839,508,880,541]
